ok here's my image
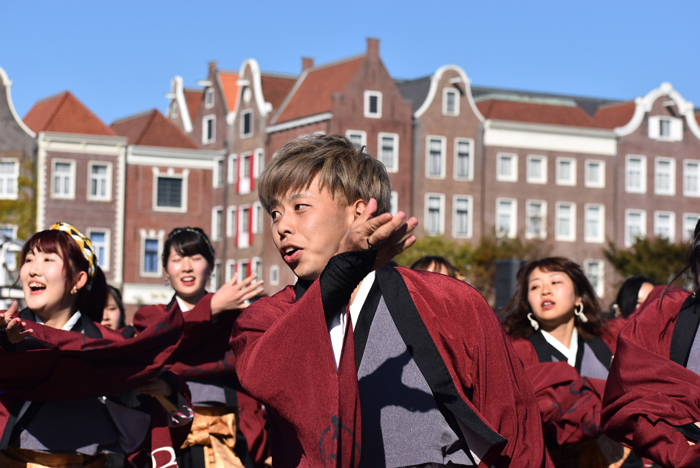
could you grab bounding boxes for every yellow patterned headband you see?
[50,222,97,286]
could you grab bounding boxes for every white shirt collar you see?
[34,310,82,331]
[175,295,191,312]
[541,326,578,367]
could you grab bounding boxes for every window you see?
[584,160,605,188]
[454,138,473,180]
[227,206,237,238]
[364,91,382,118]
[211,207,223,241]
[253,202,263,234]
[684,160,700,197]
[52,160,75,199]
[227,154,238,184]
[238,206,251,248]
[241,109,253,138]
[443,88,459,116]
[143,238,159,274]
[346,130,367,151]
[556,157,576,186]
[555,202,576,242]
[426,136,446,178]
[270,265,280,286]
[213,157,224,188]
[88,229,109,270]
[584,260,605,297]
[0,224,17,239]
[225,260,235,283]
[155,176,184,210]
[390,191,398,215]
[237,260,250,281]
[452,196,472,238]
[625,210,646,247]
[252,257,262,280]
[526,200,547,239]
[211,261,221,291]
[0,160,19,199]
[255,149,264,179]
[654,211,675,241]
[171,102,179,118]
[584,204,605,243]
[204,88,215,109]
[202,115,216,144]
[496,153,517,182]
[625,155,647,193]
[654,157,675,195]
[424,194,445,235]
[496,198,517,239]
[683,213,700,242]
[649,115,682,141]
[526,155,547,184]
[378,133,398,172]
[87,162,111,201]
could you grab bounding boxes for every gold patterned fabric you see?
[0,448,105,468]
[49,222,97,282]
[181,406,244,468]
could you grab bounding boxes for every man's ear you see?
[352,199,369,220]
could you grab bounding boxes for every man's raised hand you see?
[211,274,265,315]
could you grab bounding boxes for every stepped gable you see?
[261,73,297,111]
[593,101,636,129]
[219,71,239,113]
[273,55,365,124]
[23,91,116,136]
[111,109,199,149]
[184,88,203,123]
[476,99,599,128]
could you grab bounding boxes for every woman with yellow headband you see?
[0,223,192,468]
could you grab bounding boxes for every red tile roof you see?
[274,56,365,124]
[476,99,599,128]
[219,71,239,113]
[695,113,699,128]
[24,91,117,136]
[593,101,636,129]
[261,74,297,111]
[111,109,199,149]
[184,88,202,124]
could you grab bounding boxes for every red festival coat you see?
[135,293,270,466]
[231,260,551,468]
[602,287,700,467]
[511,321,623,448]
[0,307,191,464]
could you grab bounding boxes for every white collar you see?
[34,310,82,331]
[541,326,578,367]
[175,295,191,312]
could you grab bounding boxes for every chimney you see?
[302,57,315,73]
[208,60,218,76]
[367,38,379,59]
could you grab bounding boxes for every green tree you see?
[395,235,468,272]
[604,237,691,287]
[0,160,36,241]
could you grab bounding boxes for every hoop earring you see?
[164,277,171,287]
[70,286,78,295]
[574,303,588,323]
[527,313,540,331]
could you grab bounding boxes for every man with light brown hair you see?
[231,134,551,468]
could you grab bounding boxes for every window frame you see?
[270,265,280,286]
[584,203,605,244]
[213,156,224,188]
[226,206,237,238]
[377,132,399,173]
[227,154,238,184]
[584,259,605,298]
[452,195,473,239]
[555,157,577,186]
[86,161,112,202]
[140,235,163,278]
[363,91,382,119]
[495,197,517,239]
[453,138,474,181]
[241,109,253,138]
[496,152,518,182]
[442,88,460,116]
[0,158,19,200]
[526,155,547,184]
[654,156,676,196]
[211,206,223,241]
[624,209,647,247]
[51,159,76,200]
[584,159,606,189]
[225,259,236,283]
[425,135,447,179]
[152,169,188,213]
[424,193,446,236]
[345,130,367,150]
[653,211,676,242]
[86,228,110,272]
[238,205,251,248]
[625,155,647,194]
[202,115,216,145]
[204,88,215,109]
[683,159,700,197]
[555,202,577,242]
[525,199,547,240]
[682,213,700,242]
[390,191,398,215]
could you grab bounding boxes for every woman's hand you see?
[338,198,418,271]
[134,378,173,397]
[1,301,33,344]
[211,274,265,315]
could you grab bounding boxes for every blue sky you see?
[1,1,698,124]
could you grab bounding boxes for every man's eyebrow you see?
[288,191,312,201]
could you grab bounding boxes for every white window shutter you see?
[671,118,683,141]
[648,116,660,139]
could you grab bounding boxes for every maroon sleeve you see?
[237,391,270,467]
[602,289,700,467]
[511,339,605,446]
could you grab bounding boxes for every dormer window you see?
[443,89,459,116]
[364,91,382,119]
[205,88,215,109]
[241,109,253,138]
[659,118,671,138]
[649,115,682,141]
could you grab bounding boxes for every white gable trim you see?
[167,76,193,134]
[414,65,484,122]
[615,82,700,140]
[228,59,272,127]
[0,67,36,137]
[266,112,332,134]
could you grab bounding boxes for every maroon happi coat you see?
[602,287,700,467]
[135,293,270,465]
[231,262,551,468]
[0,306,191,463]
